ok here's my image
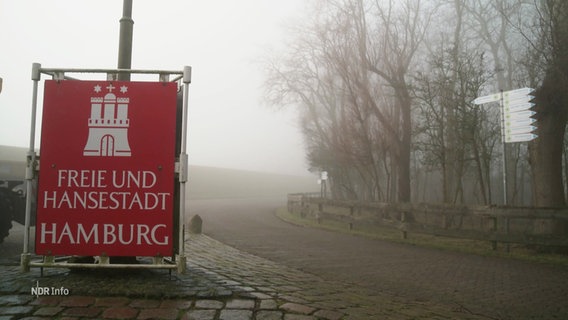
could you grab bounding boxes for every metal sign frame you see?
[20,63,191,274]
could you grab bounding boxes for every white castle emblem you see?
[83,84,131,157]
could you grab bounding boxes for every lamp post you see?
[117,0,134,81]
[113,0,135,264]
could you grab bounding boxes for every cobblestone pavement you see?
[194,198,568,320]
[0,233,492,320]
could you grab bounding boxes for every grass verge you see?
[276,207,568,267]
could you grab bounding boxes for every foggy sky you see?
[0,1,312,176]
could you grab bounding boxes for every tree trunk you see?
[529,0,568,208]
[397,83,412,203]
[527,1,568,236]
[529,90,567,208]
[529,94,567,234]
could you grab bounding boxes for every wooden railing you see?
[287,194,568,248]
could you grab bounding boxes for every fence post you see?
[401,211,408,239]
[491,216,498,250]
[317,201,323,224]
[505,217,510,253]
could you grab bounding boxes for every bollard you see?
[188,214,203,234]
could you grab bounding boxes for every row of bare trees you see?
[264,0,568,209]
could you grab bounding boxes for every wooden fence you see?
[287,193,568,249]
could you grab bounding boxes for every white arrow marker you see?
[505,117,537,127]
[472,93,501,105]
[473,88,534,105]
[505,133,538,143]
[503,87,534,97]
[503,95,535,106]
[505,110,536,119]
[503,93,534,103]
[505,125,536,135]
[504,102,535,113]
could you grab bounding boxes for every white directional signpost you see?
[473,87,537,205]
[501,88,537,143]
[474,87,537,143]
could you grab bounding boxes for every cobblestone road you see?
[1,197,568,319]
[193,198,568,320]
[0,233,490,319]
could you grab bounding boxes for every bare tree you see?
[263,2,386,200]
[462,0,530,206]
[414,47,493,204]
[346,0,432,202]
[264,0,561,210]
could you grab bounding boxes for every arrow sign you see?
[504,102,535,113]
[472,93,501,105]
[473,88,534,105]
[505,125,536,135]
[503,95,535,107]
[504,110,536,119]
[505,133,538,143]
[505,117,537,127]
[503,92,534,102]
[504,93,531,103]
[503,87,534,96]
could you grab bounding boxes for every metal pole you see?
[500,90,508,206]
[117,0,134,81]
[107,0,136,266]
[178,66,192,273]
[21,63,41,272]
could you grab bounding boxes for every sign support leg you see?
[177,66,191,274]
[21,63,41,273]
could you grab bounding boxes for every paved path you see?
[0,233,485,319]
[190,197,568,320]
[0,197,567,319]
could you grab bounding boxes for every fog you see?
[0,0,311,176]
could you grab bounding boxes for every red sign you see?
[36,80,177,257]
